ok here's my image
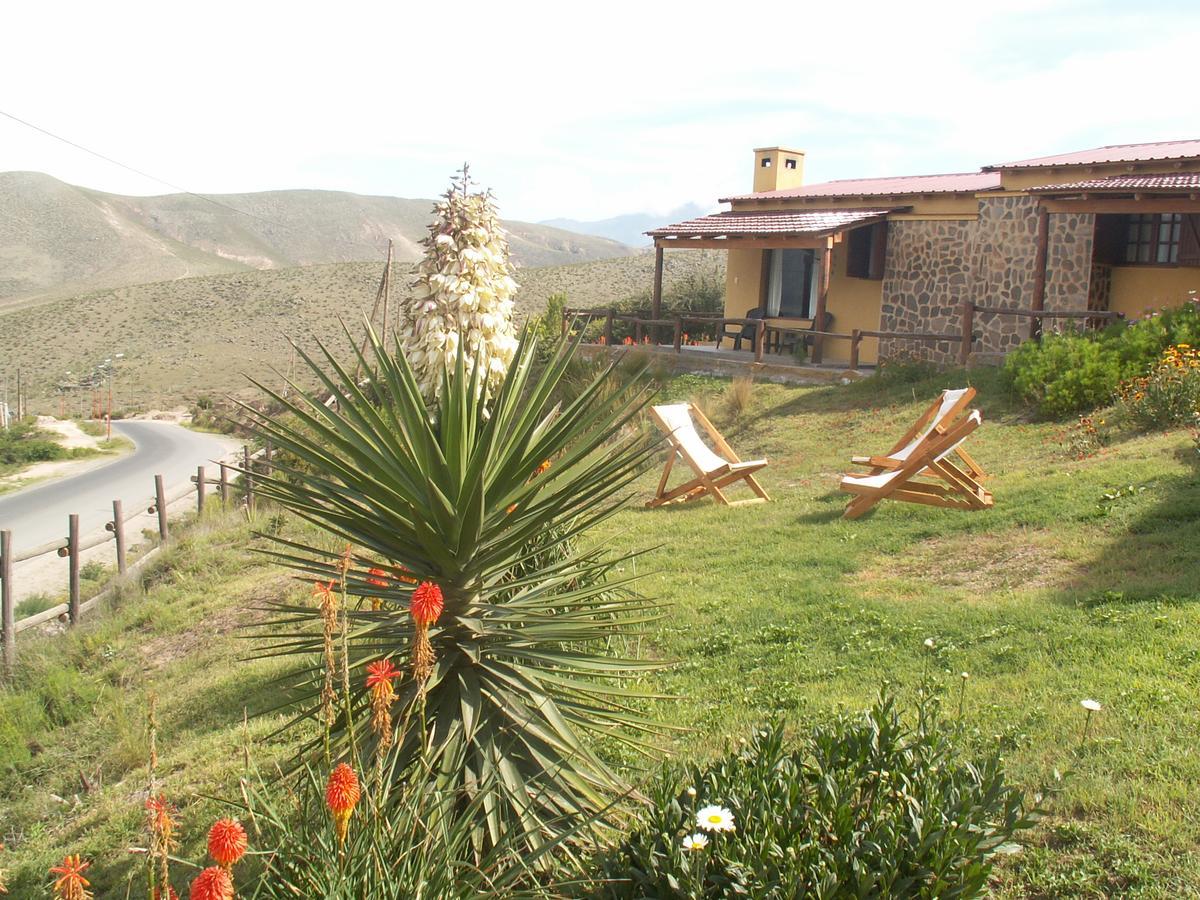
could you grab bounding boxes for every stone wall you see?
[878,196,1096,364]
[878,219,975,365]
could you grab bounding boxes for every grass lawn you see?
[0,365,1197,896]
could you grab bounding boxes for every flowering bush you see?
[1115,344,1200,429]
[1003,300,1200,419]
[598,690,1036,898]
[399,168,519,407]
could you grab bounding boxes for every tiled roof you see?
[648,208,896,239]
[720,172,999,203]
[1029,172,1200,193]
[988,139,1200,170]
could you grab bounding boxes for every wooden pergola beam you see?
[653,236,829,250]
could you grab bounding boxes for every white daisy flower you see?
[681,833,709,852]
[1081,699,1102,712]
[696,805,735,833]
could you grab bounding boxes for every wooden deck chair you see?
[646,403,770,508]
[840,410,993,519]
[850,387,987,482]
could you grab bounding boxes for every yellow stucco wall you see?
[721,238,883,366]
[1108,266,1200,319]
[724,248,764,318]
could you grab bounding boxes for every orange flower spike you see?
[188,866,233,900]
[326,763,361,846]
[207,817,248,869]
[154,888,180,900]
[366,658,401,746]
[409,581,444,685]
[338,544,354,576]
[50,855,92,900]
[313,580,337,612]
[366,568,388,589]
[145,793,178,843]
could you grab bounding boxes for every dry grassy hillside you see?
[0,172,635,308]
[0,251,724,408]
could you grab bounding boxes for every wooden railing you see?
[563,301,1126,368]
[0,443,270,677]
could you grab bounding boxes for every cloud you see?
[1,0,1196,221]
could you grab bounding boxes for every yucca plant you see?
[240,324,666,849]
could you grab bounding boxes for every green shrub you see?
[1115,344,1200,429]
[13,592,57,620]
[1002,301,1200,418]
[80,560,107,581]
[0,420,65,466]
[1002,333,1122,418]
[597,689,1036,899]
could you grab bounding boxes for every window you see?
[761,158,772,168]
[784,158,798,170]
[846,222,888,279]
[765,249,816,318]
[1124,213,1182,264]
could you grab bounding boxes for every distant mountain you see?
[541,203,713,248]
[0,172,635,307]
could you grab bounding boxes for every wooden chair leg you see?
[745,474,771,502]
[654,453,676,501]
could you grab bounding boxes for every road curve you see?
[0,421,242,554]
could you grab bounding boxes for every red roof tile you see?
[648,208,897,239]
[720,172,999,203]
[988,140,1200,170]
[1029,172,1200,193]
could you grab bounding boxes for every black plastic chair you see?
[717,308,765,351]
[776,311,835,355]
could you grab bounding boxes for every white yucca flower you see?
[401,166,519,407]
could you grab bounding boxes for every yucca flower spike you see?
[50,855,92,900]
[326,762,361,846]
[207,817,248,869]
[188,866,233,900]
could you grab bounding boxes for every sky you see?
[2,0,1198,224]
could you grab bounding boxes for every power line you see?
[0,107,292,231]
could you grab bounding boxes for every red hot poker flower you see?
[50,855,92,900]
[410,582,444,627]
[366,658,401,691]
[326,763,361,845]
[207,817,248,869]
[366,568,388,588]
[409,581,444,684]
[188,866,233,900]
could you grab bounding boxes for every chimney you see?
[753,146,805,193]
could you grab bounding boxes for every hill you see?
[541,202,711,247]
[0,250,724,407]
[0,172,635,307]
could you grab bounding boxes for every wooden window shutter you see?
[1178,214,1200,266]
[868,222,888,280]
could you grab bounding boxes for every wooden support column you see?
[811,238,833,364]
[604,308,615,346]
[849,329,862,370]
[1,530,14,677]
[651,245,664,345]
[673,315,683,352]
[1030,206,1049,340]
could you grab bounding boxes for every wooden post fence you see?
[604,308,615,346]
[220,463,230,505]
[849,329,863,370]
[154,474,169,541]
[244,446,255,512]
[1,530,13,677]
[68,514,80,625]
[110,500,127,575]
[196,466,206,515]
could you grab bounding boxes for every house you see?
[648,141,1200,366]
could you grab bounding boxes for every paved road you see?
[0,421,242,553]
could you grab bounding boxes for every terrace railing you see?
[562,301,1126,368]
